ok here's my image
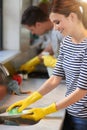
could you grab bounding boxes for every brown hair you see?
[38,1,51,15]
[51,0,87,29]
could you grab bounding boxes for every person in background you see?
[7,0,87,129]
[19,5,63,76]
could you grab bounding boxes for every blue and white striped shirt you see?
[53,36,87,118]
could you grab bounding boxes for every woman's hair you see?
[38,1,51,15]
[51,0,87,29]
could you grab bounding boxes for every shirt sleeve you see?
[77,48,87,89]
[52,42,65,77]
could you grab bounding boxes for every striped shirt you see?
[53,36,87,118]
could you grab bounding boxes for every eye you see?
[56,21,60,25]
[53,20,60,25]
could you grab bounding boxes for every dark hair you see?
[51,0,87,29]
[21,6,48,26]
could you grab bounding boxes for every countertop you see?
[0,78,66,130]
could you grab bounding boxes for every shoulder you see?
[82,38,87,54]
[61,35,71,45]
[63,35,71,42]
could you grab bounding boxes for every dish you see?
[0,109,33,118]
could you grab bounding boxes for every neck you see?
[71,26,87,43]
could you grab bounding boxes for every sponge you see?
[8,108,22,115]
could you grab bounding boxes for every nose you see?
[53,24,60,31]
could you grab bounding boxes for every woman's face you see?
[50,12,74,36]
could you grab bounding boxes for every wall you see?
[3,0,22,50]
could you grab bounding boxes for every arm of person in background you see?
[19,44,54,73]
[38,43,54,59]
[42,55,57,68]
[38,44,57,67]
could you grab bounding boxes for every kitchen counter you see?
[0,50,20,64]
[0,78,66,130]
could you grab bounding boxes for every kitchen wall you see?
[2,0,42,72]
[3,0,22,50]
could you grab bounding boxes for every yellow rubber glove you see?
[42,55,57,68]
[21,103,57,121]
[20,56,41,73]
[7,91,42,112]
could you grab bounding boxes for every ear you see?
[69,13,77,22]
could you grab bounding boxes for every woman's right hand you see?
[6,91,42,112]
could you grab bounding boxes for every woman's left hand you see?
[21,103,57,121]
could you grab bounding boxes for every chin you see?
[61,32,66,37]
[62,31,69,37]
[63,34,68,37]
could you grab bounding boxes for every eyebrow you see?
[53,20,60,23]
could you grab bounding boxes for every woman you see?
[7,0,87,129]
[50,0,87,129]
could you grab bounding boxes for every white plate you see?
[0,110,33,118]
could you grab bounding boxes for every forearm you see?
[38,44,54,59]
[42,44,54,55]
[56,87,87,110]
[38,75,62,96]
